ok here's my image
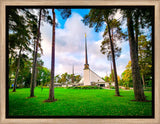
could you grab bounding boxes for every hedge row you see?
[67,86,102,89]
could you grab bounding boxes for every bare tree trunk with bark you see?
[48,8,55,101]
[107,23,120,96]
[142,74,145,89]
[127,10,146,101]
[30,9,42,97]
[111,29,114,82]
[13,48,22,92]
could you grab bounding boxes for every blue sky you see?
[40,9,132,77]
[55,9,90,28]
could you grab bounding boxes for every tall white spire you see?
[84,33,89,69]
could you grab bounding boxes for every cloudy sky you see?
[40,8,131,78]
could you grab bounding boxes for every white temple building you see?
[79,33,110,87]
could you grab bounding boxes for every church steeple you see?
[84,33,89,69]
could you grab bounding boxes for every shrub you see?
[110,86,115,89]
[125,87,130,90]
[144,87,152,91]
[37,85,49,88]
[147,80,152,87]
[67,86,102,89]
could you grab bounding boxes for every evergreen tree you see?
[30,9,52,97]
[83,9,120,96]
[48,8,71,101]
[100,19,126,83]
[8,8,33,92]
[122,8,146,101]
[138,35,152,88]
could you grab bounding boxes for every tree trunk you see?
[20,77,23,88]
[111,62,114,82]
[111,29,114,82]
[142,74,145,89]
[33,39,37,88]
[30,9,42,97]
[66,82,68,87]
[48,8,55,101]
[107,23,120,96]
[127,10,146,101]
[134,10,139,55]
[34,67,38,88]
[13,48,22,92]
[9,54,13,88]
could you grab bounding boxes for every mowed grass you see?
[9,88,152,116]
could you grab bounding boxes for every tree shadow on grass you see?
[26,96,37,99]
[114,95,123,97]
[131,96,152,102]
[43,99,58,103]
[131,100,152,102]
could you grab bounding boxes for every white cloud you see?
[114,9,122,20]
[40,11,130,78]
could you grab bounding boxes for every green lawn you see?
[9,87,152,116]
